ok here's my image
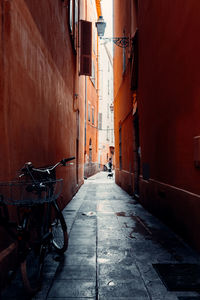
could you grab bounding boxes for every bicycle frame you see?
[0,157,74,294]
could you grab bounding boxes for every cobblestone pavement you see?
[2,172,200,299]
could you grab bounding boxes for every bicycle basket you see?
[0,179,63,206]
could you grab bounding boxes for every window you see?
[90,60,95,86]
[98,113,102,130]
[80,20,92,76]
[69,0,73,34]
[92,107,94,125]
[74,0,78,49]
[68,0,79,51]
[88,103,91,122]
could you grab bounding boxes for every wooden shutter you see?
[80,20,92,76]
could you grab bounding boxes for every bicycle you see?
[0,157,75,295]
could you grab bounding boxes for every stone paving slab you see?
[54,265,96,280]
[48,280,96,298]
[48,298,96,300]
[2,171,200,299]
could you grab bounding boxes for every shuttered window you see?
[80,20,92,76]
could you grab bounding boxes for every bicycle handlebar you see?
[32,157,75,173]
[20,157,75,178]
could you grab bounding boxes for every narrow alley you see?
[1,0,200,298]
[2,172,200,300]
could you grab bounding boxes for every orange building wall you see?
[84,0,99,178]
[0,0,101,280]
[99,143,110,169]
[137,0,200,250]
[113,0,137,194]
[114,0,200,251]
[0,0,84,205]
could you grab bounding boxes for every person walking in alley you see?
[107,157,113,178]
[108,157,112,172]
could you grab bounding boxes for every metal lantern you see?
[95,16,106,37]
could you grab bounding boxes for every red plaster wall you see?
[137,0,200,249]
[138,0,200,193]
[113,0,200,250]
[0,0,84,203]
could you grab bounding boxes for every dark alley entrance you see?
[2,172,200,299]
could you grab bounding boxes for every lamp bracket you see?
[100,37,130,48]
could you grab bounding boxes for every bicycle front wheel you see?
[21,244,46,294]
[51,202,68,254]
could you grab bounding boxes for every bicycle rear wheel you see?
[20,209,46,295]
[21,243,46,294]
[51,202,68,254]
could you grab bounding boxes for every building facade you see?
[113,0,200,251]
[0,0,84,202]
[83,0,100,179]
[0,0,101,201]
[0,0,100,278]
[113,0,138,194]
[98,43,114,171]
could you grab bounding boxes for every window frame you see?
[92,107,94,125]
[68,0,79,52]
[88,103,91,122]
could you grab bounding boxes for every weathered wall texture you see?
[0,0,84,205]
[138,0,200,249]
[113,0,137,194]
[114,0,200,250]
[84,0,99,178]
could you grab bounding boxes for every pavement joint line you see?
[45,195,85,299]
[134,259,153,300]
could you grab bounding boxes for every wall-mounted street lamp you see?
[95,16,131,48]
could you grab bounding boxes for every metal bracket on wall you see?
[100,37,131,48]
